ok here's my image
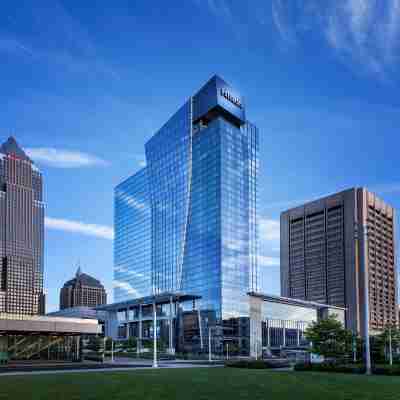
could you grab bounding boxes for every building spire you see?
[76,260,82,277]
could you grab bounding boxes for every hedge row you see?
[295,362,400,375]
[294,363,365,374]
[225,360,291,369]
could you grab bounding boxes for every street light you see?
[153,299,158,368]
[208,326,219,362]
[360,223,371,375]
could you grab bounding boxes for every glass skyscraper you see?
[114,76,259,351]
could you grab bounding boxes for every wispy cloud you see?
[0,1,121,80]
[25,147,109,168]
[258,216,280,268]
[0,38,35,57]
[271,0,297,45]
[45,217,114,240]
[198,0,400,79]
[270,0,400,78]
[194,0,234,23]
[192,0,247,40]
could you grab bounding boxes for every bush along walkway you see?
[294,362,400,375]
[225,359,292,369]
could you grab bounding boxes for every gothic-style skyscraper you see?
[0,137,45,315]
[60,267,107,310]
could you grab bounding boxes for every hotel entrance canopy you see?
[0,314,101,335]
[96,292,201,312]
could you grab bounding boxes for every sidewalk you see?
[0,359,223,377]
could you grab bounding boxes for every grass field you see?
[0,368,399,400]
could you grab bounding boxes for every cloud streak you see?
[26,147,109,168]
[258,216,280,269]
[199,0,400,79]
[45,217,114,240]
[270,0,400,78]
[0,1,121,80]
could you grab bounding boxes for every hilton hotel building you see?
[280,188,398,335]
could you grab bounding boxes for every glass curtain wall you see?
[145,102,193,295]
[114,169,152,301]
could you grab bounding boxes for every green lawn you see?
[0,368,399,400]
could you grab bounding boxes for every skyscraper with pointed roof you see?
[59,266,107,310]
[0,136,45,315]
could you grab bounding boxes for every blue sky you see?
[0,1,399,312]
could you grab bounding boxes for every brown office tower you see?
[60,267,107,310]
[0,137,45,315]
[280,188,397,335]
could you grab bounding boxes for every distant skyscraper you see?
[0,137,44,315]
[281,188,398,334]
[114,75,259,329]
[60,267,107,310]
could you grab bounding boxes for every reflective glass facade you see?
[114,76,259,351]
[145,102,192,294]
[114,168,151,301]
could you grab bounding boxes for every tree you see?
[86,336,103,353]
[125,336,137,351]
[372,325,400,364]
[304,314,353,361]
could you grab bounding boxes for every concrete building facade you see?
[280,188,398,335]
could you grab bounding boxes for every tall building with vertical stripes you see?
[280,188,397,335]
[0,137,45,315]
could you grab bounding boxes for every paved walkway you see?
[0,360,223,377]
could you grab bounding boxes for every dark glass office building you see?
[0,137,44,315]
[114,76,259,352]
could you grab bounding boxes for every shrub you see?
[294,363,313,372]
[83,352,103,363]
[294,363,365,374]
[372,365,400,376]
[225,359,291,369]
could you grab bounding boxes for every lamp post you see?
[153,299,158,368]
[208,326,218,363]
[361,223,371,375]
[389,325,393,366]
[208,327,212,362]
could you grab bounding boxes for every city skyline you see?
[0,1,399,312]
